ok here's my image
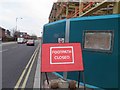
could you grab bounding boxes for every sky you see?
[0,0,115,37]
[0,0,57,37]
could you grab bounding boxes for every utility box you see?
[43,14,120,89]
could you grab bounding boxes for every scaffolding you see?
[49,0,120,23]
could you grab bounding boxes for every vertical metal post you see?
[16,17,23,31]
[16,18,18,31]
[82,71,86,90]
[65,19,70,43]
[15,17,23,40]
[78,71,81,88]
[45,72,49,85]
[63,19,70,80]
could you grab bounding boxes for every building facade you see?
[0,27,5,41]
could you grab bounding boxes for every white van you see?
[17,38,24,44]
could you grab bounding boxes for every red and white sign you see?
[58,38,64,43]
[41,43,84,72]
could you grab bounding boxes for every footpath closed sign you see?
[50,46,74,64]
[41,43,84,72]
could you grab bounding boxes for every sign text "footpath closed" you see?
[50,46,74,64]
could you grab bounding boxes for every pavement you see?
[1,41,17,45]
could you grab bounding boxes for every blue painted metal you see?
[43,14,120,88]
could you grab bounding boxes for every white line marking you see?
[0,49,8,52]
[12,46,17,49]
[14,45,39,89]
[2,42,17,45]
[21,47,38,89]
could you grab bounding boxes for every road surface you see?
[2,41,40,88]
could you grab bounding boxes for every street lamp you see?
[16,17,23,31]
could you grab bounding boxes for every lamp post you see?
[16,17,23,31]
[15,17,23,41]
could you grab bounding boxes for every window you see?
[83,30,114,52]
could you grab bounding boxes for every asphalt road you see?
[2,41,39,88]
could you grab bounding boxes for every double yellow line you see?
[14,45,39,90]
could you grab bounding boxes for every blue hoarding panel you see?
[43,14,120,88]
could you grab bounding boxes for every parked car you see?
[26,40,35,46]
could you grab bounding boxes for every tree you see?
[30,34,37,40]
[10,28,16,37]
[10,28,20,41]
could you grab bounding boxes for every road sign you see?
[41,43,84,72]
[58,38,64,43]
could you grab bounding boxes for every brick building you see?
[0,27,5,41]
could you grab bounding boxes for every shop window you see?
[83,30,114,52]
